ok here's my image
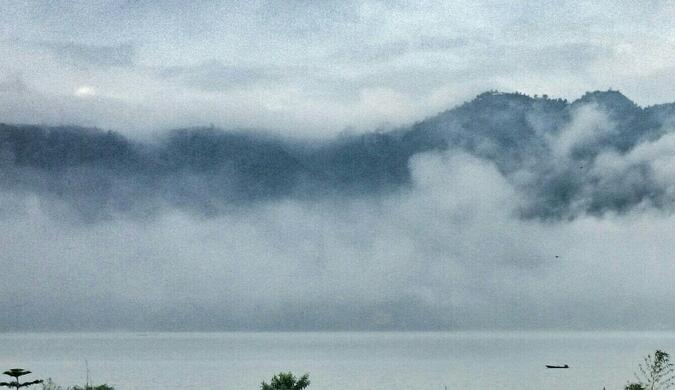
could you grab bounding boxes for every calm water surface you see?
[2,332,674,389]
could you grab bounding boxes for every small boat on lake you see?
[545,364,569,369]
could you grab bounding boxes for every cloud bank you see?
[1,90,675,330]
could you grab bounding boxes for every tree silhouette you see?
[261,372,310,390]
[626,350,675,390]
[0,368,43,389]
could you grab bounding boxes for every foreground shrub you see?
[41,379,113,390]
[626,350,675,390]
[261,372,310,390]
[0,368,43,388]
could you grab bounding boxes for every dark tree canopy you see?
[261,372,310,390]
[0,368,43,389]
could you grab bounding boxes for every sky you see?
[2,1,675,136]
[1,1,675,331]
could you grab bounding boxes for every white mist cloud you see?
[74,85,97,97]
[2,1,675,331]
[553,104,614,158]
[2,148,674,330]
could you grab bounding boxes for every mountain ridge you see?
[1,90,673,221]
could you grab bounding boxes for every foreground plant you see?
[41,379,113,390]
[0,368,43,389]
[626,350,675,390]
[261,372,310,390]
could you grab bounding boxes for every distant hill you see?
[1,90,673,220]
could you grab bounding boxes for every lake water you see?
[2,332,674,389]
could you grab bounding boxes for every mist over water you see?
[4,5,675,390]
[1,91,675,331]
[2,332,674,390]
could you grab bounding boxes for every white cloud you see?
[553,103,615,158]
[2,148,675,330]
[1,2,675,135]
[74,85,97,97]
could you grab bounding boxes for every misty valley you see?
[3,3,675,387]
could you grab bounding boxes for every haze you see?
[1,1,675,331]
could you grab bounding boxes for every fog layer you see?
[1,91,674,330]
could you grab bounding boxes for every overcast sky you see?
[2,1,675,331]
[2,1,675,135]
